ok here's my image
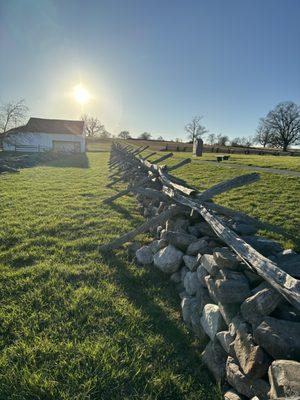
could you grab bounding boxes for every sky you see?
[0,0,300,141]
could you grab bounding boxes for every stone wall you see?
[131,194,300,400]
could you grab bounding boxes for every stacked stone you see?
[132,198,300,400]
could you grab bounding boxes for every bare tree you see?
[230,137,242,146]
[216,134,229,146]
[206,133,216,145]
[118,130,131,139]
[240,136,254,147]
[157,136,164,141]
[258,102,300,151]
[81,114,105,137]
[185,116,208,142]
[0,99,29,133]
[139,132,152,140]
[254,118,272,148]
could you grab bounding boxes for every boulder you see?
[149,239,168,254]
[254,317,300,360]
[190,300,208,340]
[218,302,240,325]
[231,222,257,235]
[216,330,234,353]
[268,360,300,399]
[241,286,282,325]
[170,271,182,283]
[180,266,189,282]
[135,245,153,265]
[205,276,219,303]
[226,356,270,399]
[153,245,183,274]
[272,301,300,323]
[181,296,193,324]
[214,273,250,304]
[202,339,227,384]
[196,264,209,286]
[213,247,240,270]
[183,271,200,296]
[183,255,199,271]
[234,322,271,379]
[196,285,212,311]
[187,225,200,237]
[242,236,283,256]
[186,238,210,256]
[193,222,217,237]
[201,254,219,276]
[166,217,189,232]
[163,231,198,251]
[200,304,225,340]
[224,389,245,400]
[272,251,300,279]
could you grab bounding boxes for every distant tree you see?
[185,116,208,142]
[216,134,229,146]
[81,114,105,137]
[118,130,131,139]
[258,102,300,151]
[175,138,182,142]
[157,136,164,141]
[206,133,216,145]
[139,132,152,140]
[0,99,29,133]
[254,119,272,147]
[240,136,254,147]
[230,137,242,146]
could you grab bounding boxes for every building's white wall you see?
[3,132,85,153]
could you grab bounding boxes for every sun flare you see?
[73,84,91,105]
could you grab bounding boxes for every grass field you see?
[0,152,220,400]
[0,149,299,399]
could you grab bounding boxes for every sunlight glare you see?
[73,84,91,105]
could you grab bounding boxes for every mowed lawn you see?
[0,152,220,400]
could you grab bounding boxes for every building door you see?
[52,140,81,153]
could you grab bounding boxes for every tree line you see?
[0,99,299,151]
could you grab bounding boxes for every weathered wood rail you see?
[101,142,300,311]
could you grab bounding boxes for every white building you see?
[3,117,85,153]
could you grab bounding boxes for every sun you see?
[73,84,91,105]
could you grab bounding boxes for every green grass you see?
[0,152,220,400]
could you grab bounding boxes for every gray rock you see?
[254,317,300,360]
[183,255,199,271]
[180,266,189,282]
[196,264,209,286]
[186,238,210,256]
[231,222,257,235]
[218,302,240,325]
[273,251,300,279]
[241,286,282,325]
[166,217,189,232]
[193,222,217,237]
[187,225,200,237]
[200,303,225,340]
[201,254,219,275]
[273,301,300,323]
[190,300,208,340]
[156,225,163,237]
[213,247,240,270]
[153,245,183,274]
[224,389,245,400]
[244,269,263,285]
[268,360,300,399]
[234,322,271,379]
[226,356,270,399]
[149,239,168,254]
[205,276,219,303]
[170,271,182,283]
[195,285,212,311]
[216,330,234,353]
[163,231,198,251]
[181,296,193,324]
[183,271,200,296]
[135,245,153,265]
[242,236,283,256]
[202,339,227,384]
[215,273,250,304]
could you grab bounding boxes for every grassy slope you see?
[0,153,219,400]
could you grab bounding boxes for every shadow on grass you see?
[104,202,136,220]
[44,153,89,168]
[100,252,213,387]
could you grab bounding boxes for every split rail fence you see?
[100,142,300,311]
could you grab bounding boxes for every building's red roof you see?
[6,117,84,136]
